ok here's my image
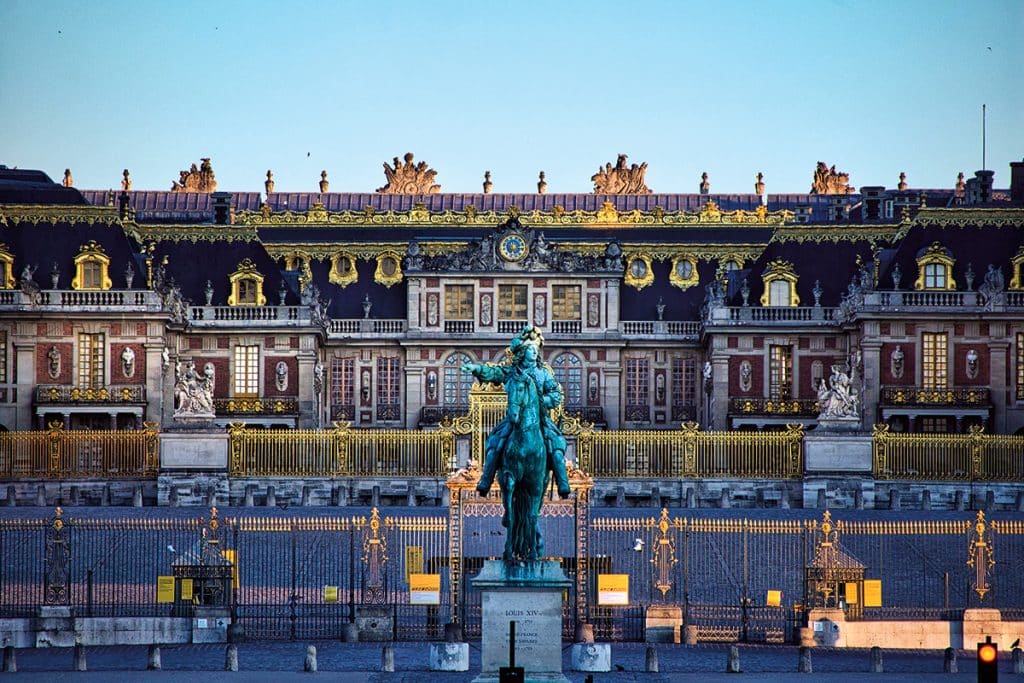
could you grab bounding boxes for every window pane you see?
[376,357,401,420]
[78,333,105,388]
[922,332,947,389]
[233,345,259,395]
[330,357,354,406]
[445,286,474,320]
[626,358,649,407]
[498,285,528,320]
[769,280,790,306]
[1018,333,1024,401]
[552,285,581,321]
[769,345,792,399]
[443,352,473,407]
[552,353,582,407]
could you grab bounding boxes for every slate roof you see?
[737,240,877,308]
[0,168,87,205]
[79,191,262,223]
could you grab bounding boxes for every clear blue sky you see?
[2,0,1022,195]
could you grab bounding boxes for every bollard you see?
[101,484,111,507]
[685,487,695,508]
[684,625,698,646]
[371,485,381,508]
[244,485,255,507]
[304,645,317,673]
[726,644,741,673]
[889,491,900,511]
[1012,647,1023,674]
[381,645,395,672]
[147,644,161,671]
[74,643,87,671]
[798,646,812,673]
[36,484,47,506]
[870,646,883,673]
[645,646,659,673]
[720,488,731,509]
[5,485,16,506]
[301,486,312,506]
[3,645,16,672]
[342,622,359,643]
[816,489,827,509]
[169,486,180,507]
[225,644,238,672]
[134,486,144,508]
[407,490,418,507]
[574,623,594,644]
[266,486,276,507]
[920,490,931,511]
[943,647,957,673]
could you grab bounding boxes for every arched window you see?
[443,352,473,409]
[552,352,582,408]
[914,242,956,291]
[71,241,112,291]
[228,258,266,306]
[760,259,800,307]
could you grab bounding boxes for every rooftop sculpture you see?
[810,161,854,195]
[171,158,217,193]
[376,152,441,194]
[591,154,651,195]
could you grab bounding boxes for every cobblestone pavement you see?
[6,641,1008,681]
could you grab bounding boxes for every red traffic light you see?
[977,636,998,683]
[978,643,997,664]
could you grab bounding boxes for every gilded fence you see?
[0,422,159,479]
[227,421,456,477]
[577,422,804,479]
[872,424,1024,481]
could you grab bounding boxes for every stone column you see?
[710,354,730,431]
[404,365,424,429]
[860,340,882,428]
[603,367,622,429]
[406,278,422,331]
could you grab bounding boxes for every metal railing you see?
[214,397,298,415]
[227,422,456,477]
[577,422,804,479]
[872,424,1024,481]
[879,386,990,406]
[0,422,159,478]
[729,397,819,417]
[35,385,147,404]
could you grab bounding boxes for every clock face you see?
[499,234,528,262]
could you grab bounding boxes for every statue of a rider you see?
[462,325,572,506]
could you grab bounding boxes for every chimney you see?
[974,170,995,204]
[860,186,885,221]
[827,195,848,222]
[212,192,233,225]
[1010,158,1024,204]
[794,205,812,224]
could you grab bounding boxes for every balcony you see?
[728,397,820,429]
[619,320,702,339]
[498,320,529,334]
[550,320,582,334]
[214,397,298,416]
[36,384,146,404]
[420,405,469,425]
[444,320,475,334]
[0,289,163,311]
[862,290,1024,311]
[329,319,407,337]
[188,305,311,327]
[879,386,990,407]
[710,306,837,325]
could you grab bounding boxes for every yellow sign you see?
[845,582,859,605]
[405,546,424,585]
[598,574,629,606]
[157,576,175,603]
[766,590,782,607]
[222,549,239,589]
[409,573,440,605]
[863,580,882,607]
[324,586,338,603]
[181,578,194,601]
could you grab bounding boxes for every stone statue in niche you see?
[121,346,136,379]
[173,360,215,417]
[313,358,324,400]
[426,370,438,401]
[588,371,599,402]
[739,361,752,392]
[966,349,979,379]
[655,373,665,401]
[361,369,372,402]
[703,361,713,389]
[587,293,600,326]
[891,346,904,379]
[817,364,859,419]
[47,345,61,380]
[275,361,288,392]
[480,294,492,326]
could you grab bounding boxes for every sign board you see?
[324,585,338,603]
[863,579,882,607]
[409,573,440,605]
[766,590,782,607]
[157,576,175,603]
[597,574,629,606]
[405,546,424,585]
[180,578,194,601]
[221,549,239,589]
[845,582,859,605]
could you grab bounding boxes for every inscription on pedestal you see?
[481,590,562,674]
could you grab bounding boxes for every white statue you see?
[817,364,859,419]
[173,360,215,417]
[120,346,136,379]
[275,360,288,391]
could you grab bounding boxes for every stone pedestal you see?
[429,642,470,671]
[645,605,682,643]
[570,643,610,672]
[356,605,394,641]
[160,430,228,470]
[471,560,571,683]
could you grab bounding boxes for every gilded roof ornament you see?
[265,170,275,195]
[171,158,217,193]
[591,154,651,195]
[121,169,132,192]
[62,169,73,188]
[376,152,441,194]
[810,161,854,195]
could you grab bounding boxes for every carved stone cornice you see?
[0,205,121,227]
[126,223,260,244]
[263,242,410,261]
[770,224,900,246]
[236,203,793,228]
[910,207,1024,229]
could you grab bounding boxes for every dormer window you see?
[329,252,358,287]
[760,259,800,307]
[227,258,266,306]
[71,241,112,291]
[1009,246,1024,290]
[0,244,15,289]
[913,242,956,291]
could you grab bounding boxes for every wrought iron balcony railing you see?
[420,405,470,425]
[215,397,298,415]
[329,319,407,335]
[729,397,820,417]
[36,384,147,404]
[879,386,990,407]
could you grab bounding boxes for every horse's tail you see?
[512,485,533,557]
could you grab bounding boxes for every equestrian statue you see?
[461,326,572,563]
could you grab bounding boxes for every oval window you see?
[630,259,647,278]
[381,257,397,276]
[676,260,693,279]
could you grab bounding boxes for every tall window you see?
[81,261,103,290]
[1017,333,1024,401]
[498,285,528,322]
[768,345,793,400]
[552,285,581,321]
[330,357,355,420]
[77,333,105,388]
[233,345,259,396]
[552,353,582,407]
[921,332,948,390]
[444,285,474,320]
[237,279,259,305]
[671,357,696,419]
[376,357,401,421]
[443,352,473,408]
[768,280,791,306]
[923,263,947,289]
[0,331,6,383]
[625,357,649,421]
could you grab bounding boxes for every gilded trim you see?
[374,251,404,288]
[1009,245,1024,290]
[329,252,358,288]
[760,259,800,307]
[0,205,121,227]
[913,242,956,291]
[668,254,699,290]
[227,258,267,306]
[0,244,15,289]
[71,241,113,291]
[623,253,654,290]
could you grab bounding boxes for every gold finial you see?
[62,169,73,188]
[319,170,329,193]
[955,172,966,193]
[754,171,765,196]
[121,169,132,191]
[265,170,275,195]
[537,171,547,194]
[482,171,492,194]
[897,172,907,191]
